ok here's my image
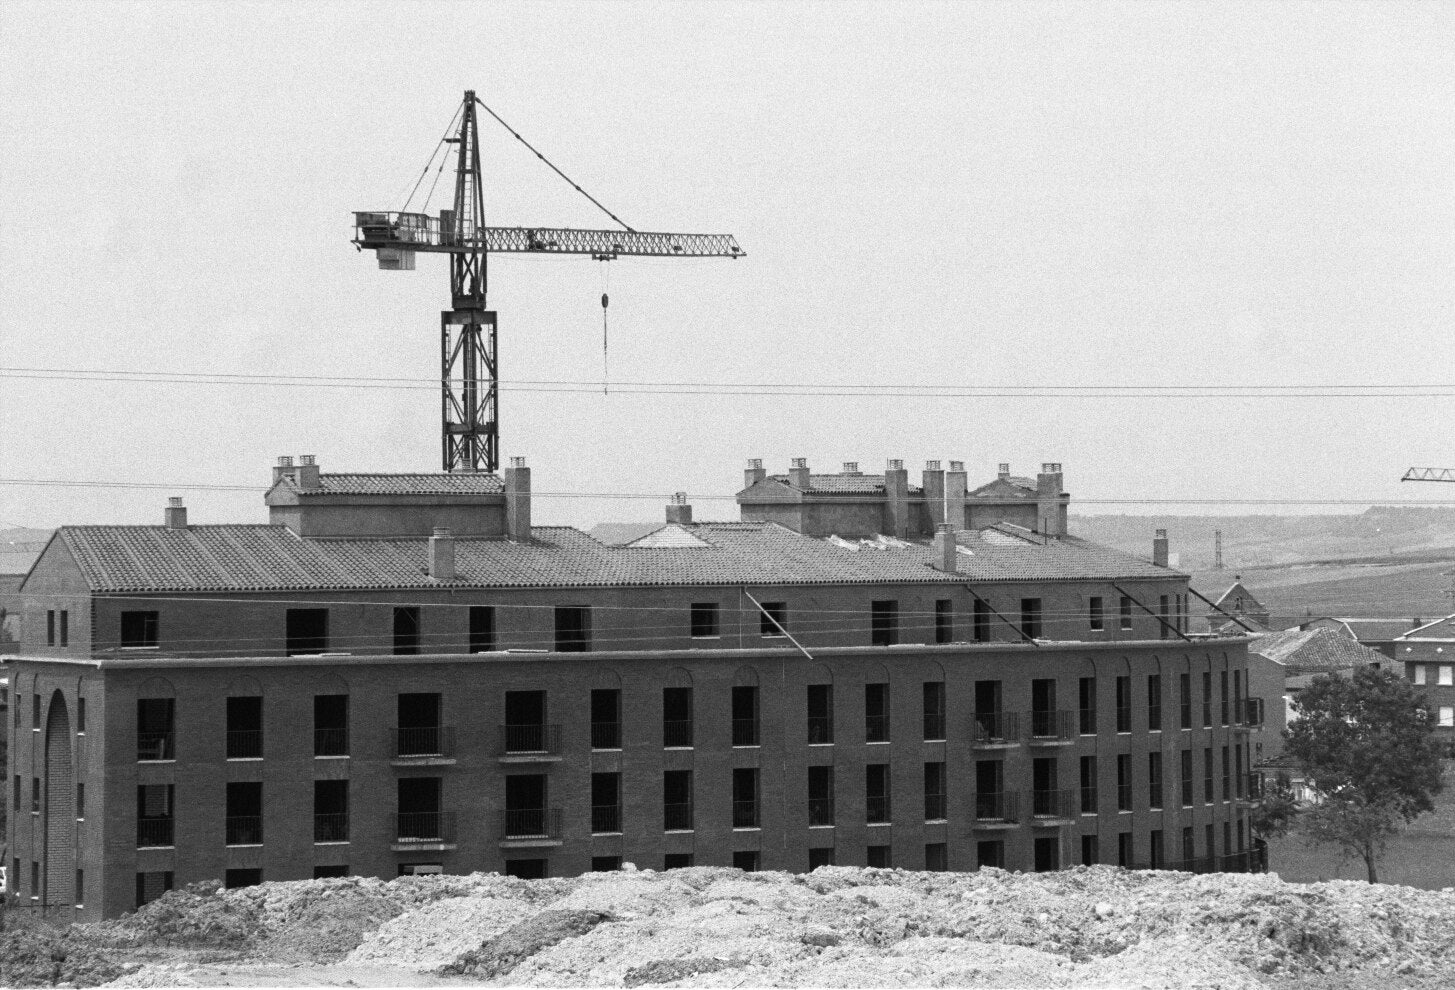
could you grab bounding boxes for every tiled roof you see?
[279,473,505,497]
[50,520,1179,593]
[1250,627,1387,672]
[765,474,924,496]
[1397,613,1455,640]
[966,477,1040,500]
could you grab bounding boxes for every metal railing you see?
[664,801,694,831]
[1237,698,1265,727]
[1078,707,1096,735]
[591,721,621,750]
[226,729,263,759]
[314,813,348,843]
[1079,785,1098,814]
[391,726,455,758]
[971,711,1019,746]
[974,790,1019,822]
[137,731,174,761]
[865,714,890,743]
[1027,710,1073,742]
[663,719,694,748]
[397,811,457,843]
[591,805,621,834]
[807,716,833,745]
[923,713,946,741]
[314,727,348,757]
[1031,788,1076,819]
[225,815,263,846]
[866,795,891,824]
[500,724,560,755]
[137,818,174,847]
[732,718,759,747]
[1246,772,1265,800]
[807,797,835,827]
[924,793,947,821]
[501,808,559,839]
[733,799,758,829]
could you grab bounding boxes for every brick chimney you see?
[428,527,456,580]
[788,457,811,489]
[998,462,1011,481]
[1036,462,1065,537]
[922,460,946,531]
[884,459,909,537]
[744,458,766,488]
[841,461,861,476]
[1153,528,1169,568]
[296,454,321,490]
[272,455,295,483]
[164,497,187,530]
[945,460,968,530]
[932,523,958,573]
[666,492,693,525]
[505,456,531,541]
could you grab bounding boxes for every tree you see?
[1249,771,1300,841]
[1283,666,1445,883]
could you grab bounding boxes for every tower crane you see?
[353,91,744,473]
[1403,468,1455,483]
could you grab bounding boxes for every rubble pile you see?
[37,864,1455,987]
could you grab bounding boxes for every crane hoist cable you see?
[600,262,611,394]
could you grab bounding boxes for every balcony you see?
[1079,786,1098,815]
[664,801,695,832]
[499,724,561,762]
[137,818,174,848]
[1026,710,1074,745]
[807,797,834,827]
[970,711,1019,748]
[924,793,947,822]
[314,728,348,757]
[1077,708,1096,736]
[732,799,759,829]
[923,713,946,742]
[314,813,349,843]
[1236,699,1264,730]
[973,790,1019,827]
[865,715,890,744]
[390,726,456,764]
[396,811,457,847]
[663,719,694,749]
[732,718,759,747]
[866,795,891,824]
[591,721,621,750]
[226,730,263,760]
[225,815,263,847]
[591,804,621,834]
[1029,788,1076,823]
[137,731,174,762]
[500,808,562,845]
[807,717,833,746]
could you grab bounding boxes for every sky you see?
[2,1,1453,531]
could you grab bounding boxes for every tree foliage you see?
[1283,666,1445,883]
[1249,771,1300,841]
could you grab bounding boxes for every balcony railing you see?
[807,797,835,827]
[391,726,455,758]
[866,795,891,824]
[807,717,833,745]
[314,812,349,843]
[732,718,759,747]
[663,719,694,748]
[865,715,890,744]
[971,711,1019,746]
[591,720,621,750]
[923,713,946,742]
[137,730,174,761]
[1031,788,1076,819]
[501,808,560,839]
[1077,707,1096,735]
[225,815,263,846]
[226,729,263,759]
[500,724,561,755]
[398,811,457,843]
[137,818,174,847]
[1246,772,1265,800]
[732,799,758,829]
[591,804,621,834]
[1079,785,1098,814]
[974,790,1019,822]
[314,727,348,757]
[1027,709,1074,742]
[664,801,694,831]
[1237,698,1265,727]
[924,793,947,821]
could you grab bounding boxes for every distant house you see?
[1206,578,1271,632]
[1289,616,1424,660]
[1393,615,1455,733]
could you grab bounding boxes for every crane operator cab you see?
[353,210,443,270]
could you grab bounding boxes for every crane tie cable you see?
[475,97,636,232]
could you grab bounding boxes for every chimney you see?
[932,523,958,574]
[272,455,295,483]
[428,527,456,580]
[884,458,909,537]
[945,460,968,530]
[1036,462,1066,537]
[1153,528,1169,568]
[841,461,861,475]
[296,453,321,490]
[788,457,811,489]
[922,460,946,531]
[998,462,1011,481]
[665,492,693,525]
[744,458,766,489]
[505,456,531,541]
[164,496,187,530]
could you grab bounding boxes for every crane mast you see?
[353,90,743,474]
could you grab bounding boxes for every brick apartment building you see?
[7,456,1262,920]
[1394,615,1455,733]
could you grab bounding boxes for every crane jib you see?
[353,213,743,259]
